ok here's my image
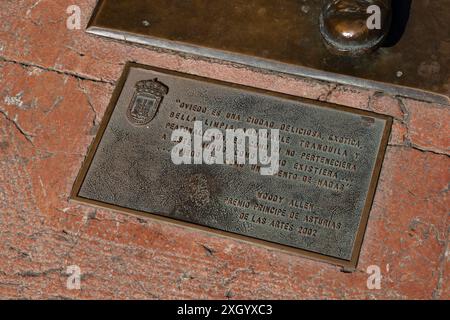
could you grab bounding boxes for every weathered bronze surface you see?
[71,63,392,268]
[87,0,450,105]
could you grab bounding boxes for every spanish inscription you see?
[72,64,392,267]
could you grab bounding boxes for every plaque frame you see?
[70,62,392,269]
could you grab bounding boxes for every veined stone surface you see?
[0,0,448,299]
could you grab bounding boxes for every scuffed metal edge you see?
[86,26,450,106]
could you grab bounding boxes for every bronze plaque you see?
[71,63,392,268]
[87,0,450,105]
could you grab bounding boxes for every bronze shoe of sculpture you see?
[319,0,392,56]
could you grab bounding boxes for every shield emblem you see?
[127,79,169,126]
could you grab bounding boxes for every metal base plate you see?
[71,63,392,268]
[87,0,450,105]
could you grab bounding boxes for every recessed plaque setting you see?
[71,63,392,268]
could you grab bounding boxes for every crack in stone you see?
[409,143,450,158]
[0,56,114,85]
[397,97,411,125]
[62,210,98,266]
[199,243,216,257]
[0,108,34,144]
[368,92,409,122]
[77,79,98,125]
[433,227,449,299]
[388,143,449,158]
[15,268,63,278]
[394,98,449,157]
[318,83,339,102]
[65,45,87,58]
[397,97,414,148]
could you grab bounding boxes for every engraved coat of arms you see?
[127,79,169,126]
